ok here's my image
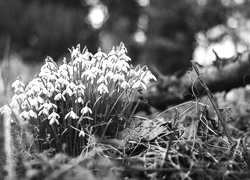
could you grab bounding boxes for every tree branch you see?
[145,51,250,110]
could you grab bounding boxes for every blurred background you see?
[1,0,250,101]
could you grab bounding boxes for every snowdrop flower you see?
[12,93,26,103]
[81,48,93,59]
[21,99,31,109]
[37,96,44,104]
[132,80,147,90]
[120,54,131,62]
[41,57,57,71]
[120,81,130,89]
[48,110,60,125]
[121,66,129,73]
[39,88,50,97]
[128,69,137,78]
[65,108,79,119]
[26,89,35,97]
[81,104,92,115]
[39,100,57,116]
[105,71,114,80]
[63,87,72,96]
[81,69,91,78]
[48,73,58,82]
[38,107,49,116]
[29,109,37,119]
[117,48,126,57]
[78,51,91,61]
[28,96,39,110]
[54,83,61,92]
[142,71,157,84]
[39,68,51,79]
[69,82,77,89]
[97,83,109,94]
[100,60,110,72]
[46,82,55,97]
[12,77,25,88]
[26,80,44,95]
[111,73,125,83]
[97,75,107,85]
[63,87,73,97]
[81,59,92,69]
[108,46,116,56]
[63,82,76,97]
[79,128,85,137]
[11,94,18,102]
[15,86,25,94]
[58,60,69,71]
[19,110,30,120]
[108,54,117,63]
[12,77,25,93]
[42,101,57,110]
[73,57,82,65]
[40,64,51,72]
[61,58,68,66]
[115,59,130,70]
[26,77,42,88]
[69,45,80,59]
[59,60,73,78]
[94,47,107,60]
[46,134,51,142]
[91,67,103,76]
[82,69,96,84]
[73,84,86,95]
[55,77,69,89]
[117,42,127,56]
[54,92,66,101]
[76,96,84,104]
[0,105,12,115]
[59,68,69,79]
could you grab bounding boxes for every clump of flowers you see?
[9,43,156,156]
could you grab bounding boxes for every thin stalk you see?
[191,60,234,144]
[106,90,126,122]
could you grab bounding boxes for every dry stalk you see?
[191,60,234,144]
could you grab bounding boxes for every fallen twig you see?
[191,60,234,144]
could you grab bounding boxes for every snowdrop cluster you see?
[9,43,156,156]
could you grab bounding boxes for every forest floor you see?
[0,87,249,180]
[0,56,250,180]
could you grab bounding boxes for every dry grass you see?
[2,90,248,180]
